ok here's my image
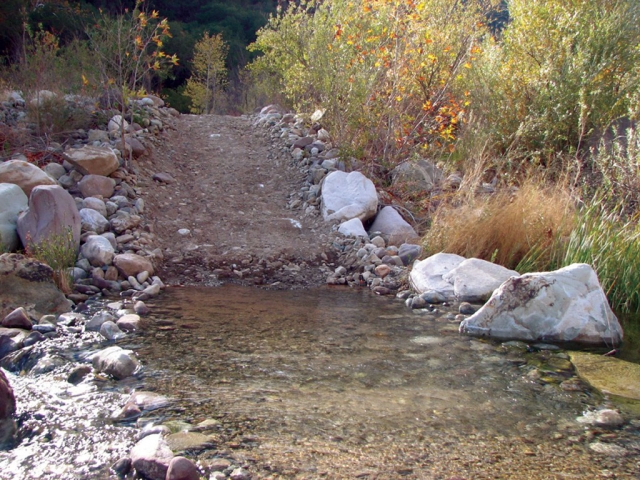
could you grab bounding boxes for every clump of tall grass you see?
[423,180,575,271]
[559,200,640,314]
[26,228,77,294]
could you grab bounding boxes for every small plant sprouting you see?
[25,228,77,294]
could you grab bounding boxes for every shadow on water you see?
[130,285,640,478]
[619,313,640,364]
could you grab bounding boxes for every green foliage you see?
[85,1,178,108]
[28,228,77,294]
[184,32,229,114]
[249,0,493,166]
[469,0,640,161]
[558,200,640,314]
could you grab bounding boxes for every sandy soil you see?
[138,114,334,288]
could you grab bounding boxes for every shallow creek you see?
[1,285,639,479]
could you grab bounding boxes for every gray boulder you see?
[368,206,419,246]
[0,160,56,197]
[82,197,108,217]
[0,369,16,447]
[321,171,378,223]
[65,145,120,176]
[391,158,443,194]
[17,185,81,252]
[460,263,623,346]
[0,183,28,251]
[92,346,139,380]
[81,235,115,267]
[442,258,519,302]
[79,208,110,234]
[77,174,116,199]
[130,433,174,480]
[100,321,126,341]
[398,244,422,266]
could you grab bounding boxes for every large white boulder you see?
[16,185,81,251]
[368,206,419,246]
[321,171,378,223]
[443,258,519,302]
[460,263,623,346]
[409,253,465,299]
[0,183,28,251]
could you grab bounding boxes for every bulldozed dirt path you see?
[138,114,333,287]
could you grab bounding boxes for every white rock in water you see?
[130,433,173,480]
[460,263,623,346]
[321,171,378,223]
[409,253,465,300]
[92,345,139,380]
[177,228,190,236]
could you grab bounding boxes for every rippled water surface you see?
[134,286,640,479]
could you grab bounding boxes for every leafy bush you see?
[27,229,77,294]
[184,32,229,114]
[558,200,640,314]
[249,0,493,166]
[469,0,640,161]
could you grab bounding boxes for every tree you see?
[185,32,228,114]
[85,0,178,166]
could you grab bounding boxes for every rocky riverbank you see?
[0,96,639,479]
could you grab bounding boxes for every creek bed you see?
[1,285,639,479]
[134,286,640,479]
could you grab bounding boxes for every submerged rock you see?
[92,346,139,380]
[460,264,623,346]
[570,352,640,400]
[0,369,16,447]
[130,433,173,480]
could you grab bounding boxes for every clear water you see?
[131,286,640,479]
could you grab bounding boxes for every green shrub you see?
[558,200,640,314]
[27,229,77,294]
[469,0,640,161]
[249,0,492,167]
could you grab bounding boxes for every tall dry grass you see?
[423,180,575,271]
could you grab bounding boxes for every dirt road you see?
[138,114,334,287]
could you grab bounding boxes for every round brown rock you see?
[1,307,32,330]
[166,456,200,480]
[114,253,155,278]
